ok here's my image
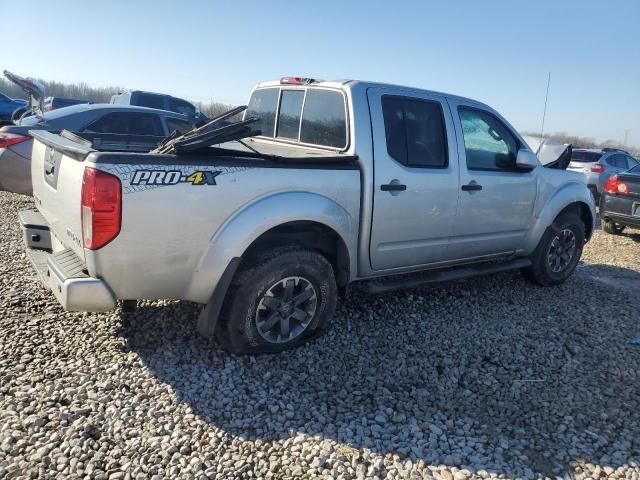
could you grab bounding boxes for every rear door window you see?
[246,88,279,138]
[299,90,347,148]
[276,90,304,140]
[381,95,448,168]
[83,112,164,136]
[607,154,626,168]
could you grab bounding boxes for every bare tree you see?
[0,77,236,118]
[524,131,639,158]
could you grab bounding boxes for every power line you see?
[540,72,551,139]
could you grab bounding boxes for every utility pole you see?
[540,72,551,140]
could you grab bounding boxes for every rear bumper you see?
[603,213,640,229]
[19,209,117,311]
[600,193,640,228]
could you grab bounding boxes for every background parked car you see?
[0,104,194,195]
[567,148,639,200]
[0,93,27,122]
[599,164,640,234]
[111,90,207,124]
[44,96,90,111]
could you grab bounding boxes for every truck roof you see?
[254,78,491,110]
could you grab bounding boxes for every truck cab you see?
[244,78,594,277]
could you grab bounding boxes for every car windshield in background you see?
[246,87,347,149]
[571,151,602,162]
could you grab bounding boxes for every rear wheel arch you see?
[196,220,351,341]
[240,220,351,288]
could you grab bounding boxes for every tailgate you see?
[30,130,94,260]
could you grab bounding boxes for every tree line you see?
[0,78,234,118]
[524,131,638,158]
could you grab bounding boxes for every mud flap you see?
[196,257,241,338]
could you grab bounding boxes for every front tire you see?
[522,213,585,286]
[218,246,337,354]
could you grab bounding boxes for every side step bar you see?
[360,258,532,294]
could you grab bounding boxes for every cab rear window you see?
[571,151,602,163]
[246,87,347,149]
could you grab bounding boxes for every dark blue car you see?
[0,93,27,121]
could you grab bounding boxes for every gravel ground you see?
[0,190,639,480]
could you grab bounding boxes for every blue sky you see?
[6,0,640,146]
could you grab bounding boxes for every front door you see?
[447,100,537,260]
[368,87,460,270]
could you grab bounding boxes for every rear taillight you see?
[81,167,121,250]
[0,132,30,148]
[591,164,605,173]
[603,175,629,195]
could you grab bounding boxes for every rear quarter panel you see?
[88,160,361,303]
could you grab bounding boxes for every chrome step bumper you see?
[20,209,117,312]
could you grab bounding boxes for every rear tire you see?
[602,219,625,235]
[522,213,585,286]
[218,246,337,354]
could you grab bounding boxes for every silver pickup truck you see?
[21,77,595,353]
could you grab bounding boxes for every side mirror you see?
[516,148,538,170]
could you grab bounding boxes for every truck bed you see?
[28,130,361,305]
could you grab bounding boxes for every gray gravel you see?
[1,190,639,480]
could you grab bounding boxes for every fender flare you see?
[523,180,596,254]
[187,191,358,337]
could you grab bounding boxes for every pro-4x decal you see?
[131,169,221,186]
[99,164,253,194]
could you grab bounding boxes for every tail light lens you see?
[81,167,121,250]
[603,175,629,195]
[0,132,31,148]
[591,164,605,173]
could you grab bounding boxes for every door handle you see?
[461,183,482,191]
[380,183,407,192]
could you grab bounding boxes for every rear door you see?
[446,99,537,260]
[368,87,459,270]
